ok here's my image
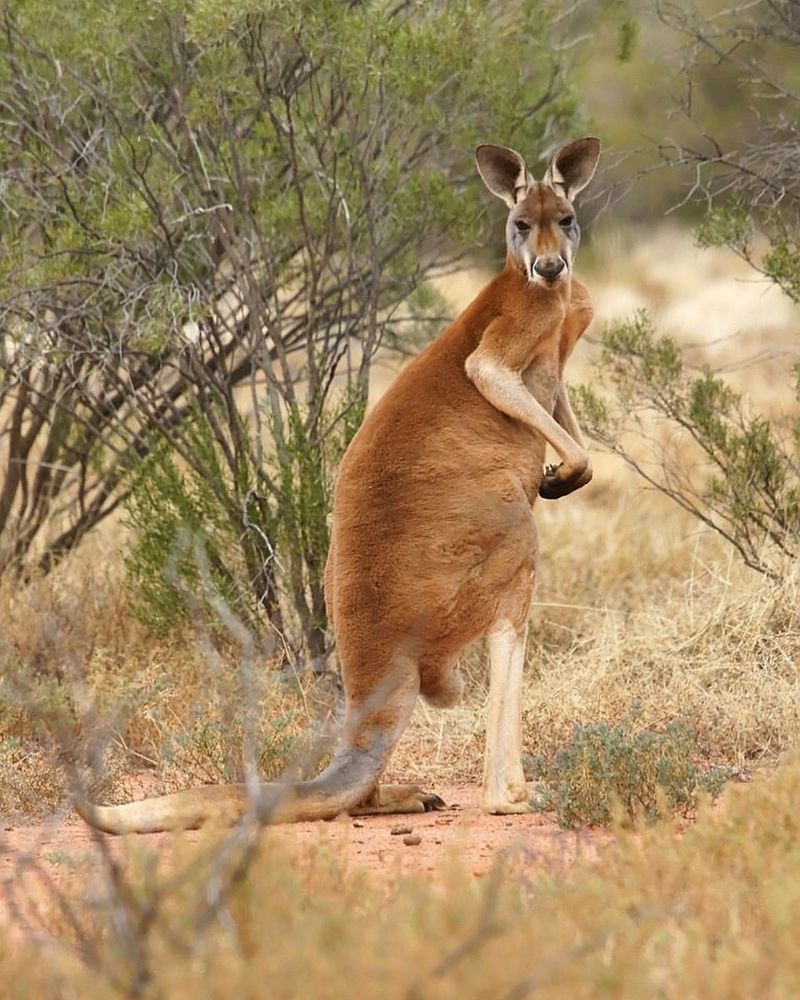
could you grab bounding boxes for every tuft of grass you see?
[42,850,76,868]
[527,707,731,828]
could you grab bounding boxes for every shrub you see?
[572,313,800,580]
[123,383,365,659]
[528,707,731,828]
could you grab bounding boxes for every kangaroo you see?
[76,136,600,833]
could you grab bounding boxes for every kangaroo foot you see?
[350,783,446,816]
[482,797,535,815]
[482,777,534,815]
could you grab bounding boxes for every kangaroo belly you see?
[331,457,539,651]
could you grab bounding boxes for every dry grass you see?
[0,542,333,819]
[4,752,800,997]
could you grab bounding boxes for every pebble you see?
[403,834,421,846]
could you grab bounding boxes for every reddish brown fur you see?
[326,187,593,728]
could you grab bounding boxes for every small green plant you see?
[528,708,730,828]
[43,851,76,868]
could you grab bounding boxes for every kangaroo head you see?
[475,137,600,288]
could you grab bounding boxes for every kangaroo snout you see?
[532,255,566,283]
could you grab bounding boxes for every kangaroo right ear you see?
[475,145,533,209]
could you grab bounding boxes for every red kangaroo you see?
[77,137,600,832]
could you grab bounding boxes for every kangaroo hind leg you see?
[337,649,448,816]
[482,619,532,814]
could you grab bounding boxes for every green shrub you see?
[123,408,262,636]
[573,313,800,580]
[528,708,731,828]
[123,384,365,656]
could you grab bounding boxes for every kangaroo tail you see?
[76,665,418,835]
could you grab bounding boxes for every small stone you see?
[403,834,421,846]
[390,825,413,836]
[352,820,364,828]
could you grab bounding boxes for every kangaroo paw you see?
[539,461,592,500]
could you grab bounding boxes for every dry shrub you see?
[0,557,136,816]
[4,754,800,998]
[527,708,731,828]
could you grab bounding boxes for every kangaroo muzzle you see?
[532,255,566,284]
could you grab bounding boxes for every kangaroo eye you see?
[514,219,531,234]
[559,215,575,229]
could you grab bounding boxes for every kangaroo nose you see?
[533,256,566,282]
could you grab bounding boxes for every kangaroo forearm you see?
[465,351,589,473]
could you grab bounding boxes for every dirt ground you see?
[1,784,605,936]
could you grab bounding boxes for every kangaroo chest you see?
[521,357,560,414]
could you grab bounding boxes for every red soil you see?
[1,784,606,936]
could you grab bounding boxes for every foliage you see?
[572,313,800,579]
[656,1,800,299]
[615,12,639,63]
[269,383,367,658]
[123,412,260,636]
[0,0,580,652]
[763,238,800,304]
[124,384,364,653]
[528,706,730,828]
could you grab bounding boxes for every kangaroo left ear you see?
[542,137,600,201]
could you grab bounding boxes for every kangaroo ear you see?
[542,137,600,201]
[475,144,534,209]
